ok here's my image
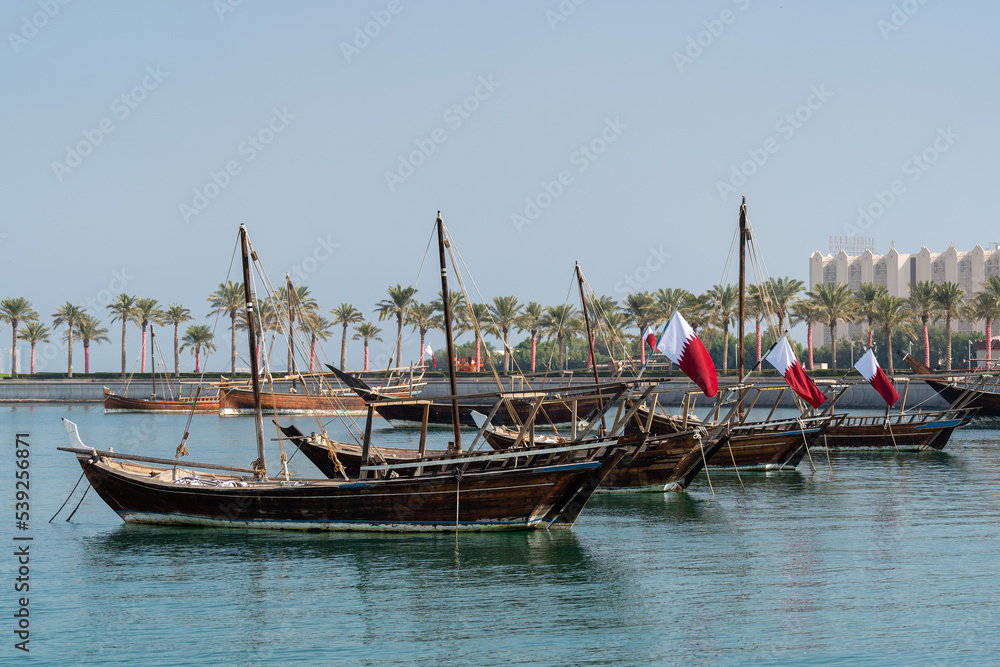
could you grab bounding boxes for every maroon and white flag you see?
[854,348,899,407]
[655,311,718,397]
[765,336,827,409]
[641,325,657,351]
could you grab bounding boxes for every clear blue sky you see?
[2,0,998,373]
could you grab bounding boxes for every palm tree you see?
[376,284,417,370]
[763,277,805,334]
[236,303,265,372]
[963,291,1000,368]
[870,295,915,374]
[653,288,691,321]
[17,321,49,374]
[0,297,37,377]
[405,302,436,368]
[106,293,136,378]
[430,290,466,339]
[74,313,111,374]
[487,296,521,374]
[681,292,713,334]
[790,299,822,371]
[745,284,767,364]
[515,301,545,372]
[133,298,164,374]
[271,283,318,373]
[980,275,1000,365]
[539,304,580,371]
[586,295,620,368]
[706,284,738,374]
[330,303,364,370]
[594,307,629,365]
[856,283,889,349]
[181,324,216,373]
[300,313,333,372]
[933,281,965,371]
[208,281,244,377]
[162,304,193,377]
[353,322,382,371]
[458,302,490,371]
[52,302,87,377]
[624,292,656,364]
[906,281,937,366]
[806,283,856,372]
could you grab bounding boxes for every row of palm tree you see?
[5,274,1000,377]
[802,279,1000,373]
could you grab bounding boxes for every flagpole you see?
[636,318,671,380]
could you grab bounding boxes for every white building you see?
[809,242,1000,343]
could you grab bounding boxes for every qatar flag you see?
[424,343,436,369]
[655,311,718,397]
[765,336,827,409]
[854,348,899,407]
[641,325,657,351]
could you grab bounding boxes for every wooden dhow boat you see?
[282,382,737,493]
[59,220,631,531]
[901,353,1000,418]
[103,385,222,413]
[103,326,225,413]
[218,375,423,416]
[325,363,605,427]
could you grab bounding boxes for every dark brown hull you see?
[74,440,627,531]
[103,387,219,413]
[902,354,1000,417]
[631,407,835,470]
[220,386,413,415]
[820,408,976,451]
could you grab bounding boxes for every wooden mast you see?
[240,225,267,478]
[738,196,748,380]
[150,324,156,400]
[286,273,297,378]
[436,212,462,452]
[576,262,605,435]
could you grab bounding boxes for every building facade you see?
[808,243,1000,343]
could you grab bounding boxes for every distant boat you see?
[818,407,978,451]
[218,375,424,416]
[103,385,221,413]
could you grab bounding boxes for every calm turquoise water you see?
[4,404,999,665]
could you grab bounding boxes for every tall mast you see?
[286,273,296,377]
[150,324,156,399]
[576,262,605,435]
[738,196,748,380]
[436,213,462,452]
[240,225,267,478]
